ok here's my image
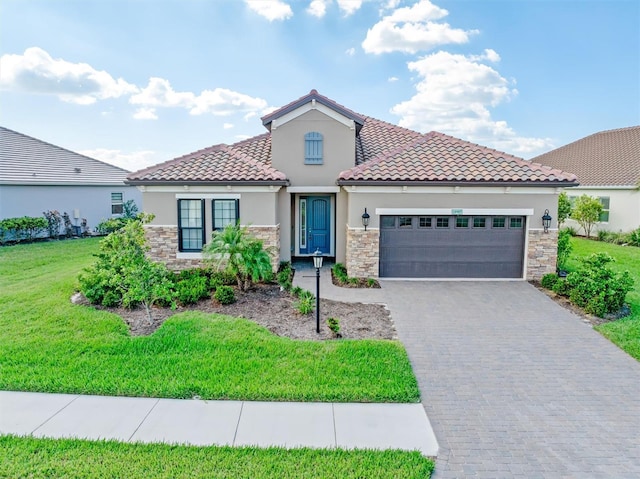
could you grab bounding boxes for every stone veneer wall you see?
[246,225,281,272]
[526,229,558,281]
[145,224,281,272]
[345,226,379,278]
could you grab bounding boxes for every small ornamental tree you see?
[203,223,273,291]
[556,229,572,272]
[571,194,602,237]
[557,192,572,230]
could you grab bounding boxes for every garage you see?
[379,215,526,278]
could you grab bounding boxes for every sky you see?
[1,0,638,172]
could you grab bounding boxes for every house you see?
[127,90,577,280]
[530,126,640,235]
[0,126,142,233]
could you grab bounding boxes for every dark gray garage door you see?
[379,215,525,278]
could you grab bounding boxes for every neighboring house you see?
[0,126,142,232]
[127,90,577,280]
[530,126,640,235]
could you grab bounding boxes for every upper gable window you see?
[304,132,323,165]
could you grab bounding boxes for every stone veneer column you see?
[526,229,558,280]
[345,226,379,278]
[246,225,281,272]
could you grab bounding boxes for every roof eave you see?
[125,179,290,187]
[336,179,580,188]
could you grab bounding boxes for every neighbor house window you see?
[304,132,323,164]
[178,199,205,252]
[111,192,124,216]
[598,196,610,222]
[212,199,239,230]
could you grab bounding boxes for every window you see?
[455,217,469,228]
[300,199,307,249]
[304,132,323,164]
[178,199,205,252]
[381,216,396,228]
[492,217,506,228]
[436,217,449,228]
[111,192,123,215]
[212,199,239,230]
[509,217,523,229]
[473,217,486,228]
[419,217,432,228]
[399,216,413,228]
[598,196,610,222]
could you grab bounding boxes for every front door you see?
[300,196,330,255]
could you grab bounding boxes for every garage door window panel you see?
[399,217,413,228]
[492,217,506,228]
[436,217,450,228]
[456,217,469,228]
[473,217,486,228]
[381,216,396,228]
[509,217,523,229]
[419,217,432,228]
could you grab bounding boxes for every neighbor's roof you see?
[0,126,130,186]
[128,90,578,187]
[530,126,640,187]
[340,131,576,185]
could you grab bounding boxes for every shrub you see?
[562,226,578,237]
[214,285,236,305]
[0,216,48,243]
[541,273,559,290]
[629,227,640,247]
[295,296,314,315]
[552,278,571,297]
[366,278,377,288]
[565,252,634,317]
[277,261,293,291]
[332,263,349,283]
[175,274,210,305]
[291,286,303,298]
[557,192,572,229]
[571,194,603,237]
[327,317,341,337]
[96,217,127,235]
[43,210,62,239]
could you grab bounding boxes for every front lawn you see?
[0,239,419,402]
[567,237,640,360]
[0,436,434,479]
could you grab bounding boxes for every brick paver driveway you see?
[382,281,640,478]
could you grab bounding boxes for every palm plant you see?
[203,223,273,290]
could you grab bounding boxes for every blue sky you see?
[1,0,638,171]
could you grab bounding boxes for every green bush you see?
[291,286,303,298]
[561,226,578,237]
[566,252,634,317]
[96,217,128,235]
[556,229,572,271]
[277,261,293,291]
[175,275,210,305]
[295,296,314,315]
[629,227,640,247]
[552,278,571,297]
[332,263,349,283]
[0,216,48,243]
[541,273,559,290]
[214,285,236,305]
[327,317,341,336]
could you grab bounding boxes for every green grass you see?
[567,237,640,360]
[0,435,434,479]
[0,239,419,402]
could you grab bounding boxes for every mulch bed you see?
[87,283,396,340]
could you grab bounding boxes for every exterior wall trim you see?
[287,186,341,193]
[343,185,562,195]
[176,193,241,199]
[375,208,535,216]
[139,185,283,193]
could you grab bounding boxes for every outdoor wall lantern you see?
[542,209,552,233]
[361,208,370,231]
[313,249,323,334]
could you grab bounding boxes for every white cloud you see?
[0,47,137,104]
[245,0,293,21]
[80,148,158,172]
[388,76,399,82]
[362,0,477,54]
[130,77,195,108]
[133,107,158,120]
[307,0,329,17]
[345,47,356,56]
[223,123,234,129]
[336,0,363,16]
[391,50,553,154]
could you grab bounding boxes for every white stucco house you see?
[0,126,142,232]
[531,126,640,235]
[127,90,577,280]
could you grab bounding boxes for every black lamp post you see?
[361,208,370,231]
[313,249,323,333]
[542,209,552,233]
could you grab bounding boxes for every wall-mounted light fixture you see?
[361,208,370,231]
[542,209,552,233]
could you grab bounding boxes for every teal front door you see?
[300,196,330,255]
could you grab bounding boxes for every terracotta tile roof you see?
[340,131,577,184]
[127,133,286,184]
[356,116,423,165]
[530,126,640,187]
[1,126,130,186]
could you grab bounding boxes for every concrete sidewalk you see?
[0,390,438,456]
[292,264,385,304]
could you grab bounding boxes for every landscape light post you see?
[313,249,323,334]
